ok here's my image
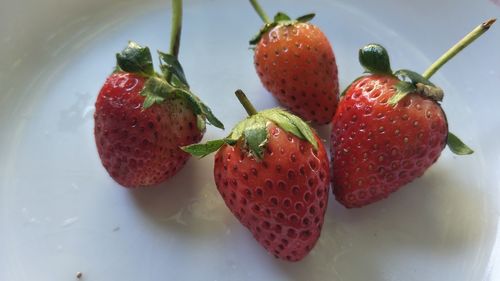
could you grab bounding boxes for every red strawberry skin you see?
[214,123,330,261]
[94,72,203,188]
[254,23,339,124]
[331,75,448,208]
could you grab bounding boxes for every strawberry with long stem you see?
[331,19,495,208]
[248,0,339,124]
[184,90,331,261]
[94,0,223,188]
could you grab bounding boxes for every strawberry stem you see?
[169,0,183,59]
[249,0,271,24]
[422,18,496,79]
[235,90,258,116]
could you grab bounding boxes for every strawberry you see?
[331,19,495,208]
[249,0,339,124]
[94,0,223,188]
[184,90,330,261]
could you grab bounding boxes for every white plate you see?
[1,0,499,280]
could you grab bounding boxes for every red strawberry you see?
[249,0,339,124]
[332,18,495,208]
[331,73,449,207]
[185,90,330,261]
[94,0,223,188]
[95,72,207,187]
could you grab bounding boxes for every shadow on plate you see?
[129,156,233,238]
[268,163,492,280]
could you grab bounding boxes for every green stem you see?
[249,0,271,24]
[235,90,258,116]
[169,0,183,58]
[422,18,496,79]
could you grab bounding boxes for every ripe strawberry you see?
[95,72,210,187]
[331,18,495,208]
[94,1,223,188]
[249,0,339,124]
[331,72,450,207]
[185,90,330,261]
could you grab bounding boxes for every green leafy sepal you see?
[345,43,474,155]
[114,41,224,131]
[447,132,474,155]
[183,108,318,159]
[358,43,393,75]
[116,41,155,77]
[389,69,444,105]
[249,12,315,46]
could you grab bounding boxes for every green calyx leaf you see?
[141,80,224,130]
[296,13,315,23]
[388,81,415,106]
[447,132,474,155]
[141,76,176,108]
[249,12,315,46]
[260,109,318,151]
[182,139,236,158]
[353,44,445,105]
[394,69,435,87]
[115,41,224,131]
[116,41,155,77]
[243,116,268,159]
[388,69,444,105]
[168,87,225,130]
[274,12,291,21]
[158,51,189,88]
[237,109,318,159]
[358,43,393,75]
[236,108,318,159]
[185,108,318,160]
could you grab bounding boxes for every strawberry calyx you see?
[248,0,314,46]
[115,41,224,131]
[249,12,315,46]
[352,43,444,105]
[342,43,474,155]
[183,90,318,159]
[110,0,223,131]
[358,43,393,75]
[350,18,497,156]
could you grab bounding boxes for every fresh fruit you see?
[94,0,223,188]
[249,0,339,124]
[331,19,495,208]
[184,90,330,261]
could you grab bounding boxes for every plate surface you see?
[1,0,499,280]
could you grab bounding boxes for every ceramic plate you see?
[1,0,499,280]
